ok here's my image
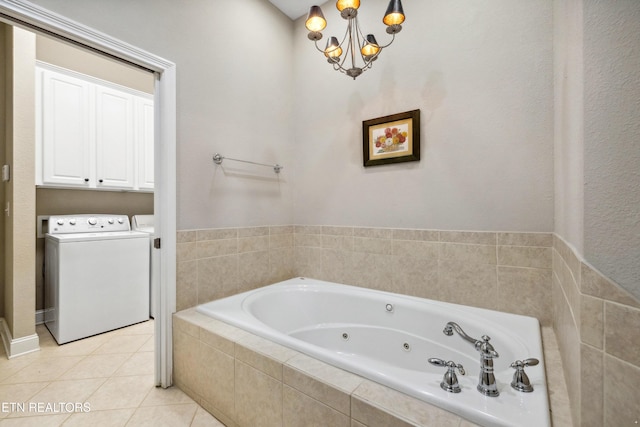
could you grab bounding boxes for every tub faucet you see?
[443,322,500,397]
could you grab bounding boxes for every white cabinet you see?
[36,63,153,191]
[136,97,155,190]
[37,68,92,187]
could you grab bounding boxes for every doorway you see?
[0,0,176,387]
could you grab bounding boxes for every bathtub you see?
[196,277,550,427]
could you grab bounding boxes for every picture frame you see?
[362,109,420,167]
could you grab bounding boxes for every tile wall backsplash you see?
[176,225,640,426]
[552,236,640,427]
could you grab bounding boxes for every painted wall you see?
[29,0,295,231]
[3,25,36,340]
[583,0,640,299]
[36,35,154,94]
[553,0,584,254]
[292,0,554,231]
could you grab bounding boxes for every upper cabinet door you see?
[39,68,92,187]
[95,86,135,189]
[136,97,155,190]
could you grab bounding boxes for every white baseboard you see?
[0,318,40,359]
[35,309,45,325]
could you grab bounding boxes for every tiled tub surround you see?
[177,226,553,327]
[552,236,640,426]
[173,309,570,427]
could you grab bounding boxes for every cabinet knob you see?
[84,178,89,182]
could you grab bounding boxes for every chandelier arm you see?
[376,33,396,49]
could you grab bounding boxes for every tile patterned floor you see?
[0,321,224,427]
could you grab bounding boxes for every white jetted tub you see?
[196,277,550,427]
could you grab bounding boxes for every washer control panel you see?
[48,214,131,234]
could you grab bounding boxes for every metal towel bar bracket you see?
[212,153,283,174]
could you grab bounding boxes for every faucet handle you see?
[428,358,465,393]
[475,335,499,358]
[510,358,539,392]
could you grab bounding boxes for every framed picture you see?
[362,109,420,167]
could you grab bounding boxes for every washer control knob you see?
[56,219,64,226]
[117,218,124,224]
[69,219,77,226]
[88,217,98,226]
[107,218,114,224]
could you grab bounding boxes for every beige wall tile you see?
[603,355,640,427]
[497,232,553,247]
[322,235,354,251]
[392,228,439,242]
[269,247,295,283]
[197,228,237,241]
[197,239,238,258]
[295,225,323,235]
[323,226,354,236]
[177,260,198,311]
[353,227,393,239]
[497,266,552,324]
[497,246,551,269]
[270,225,294,235]
[439,243,497,265]
[238,236,269,253]
[294,246,323,278]
[391,256,439,300]
[238,251,270,292]
[199,318,250,355]
[350,253,395,291]
[551,279,581,426]
[352,380,461,427]
[582,263,640,308]
[177,230,197,243]
[235,360,283,427]
[236,334,298,373]
[604,302,640,366]
[197,255,239,303]
[270,233,294,249]
[580,295,604,349]
[284,354,363,415]
[439,261,497,310]
[283,385,350,427]
[199,326,235,357]
[197,342,235,420]
[238,226,269,238]
[353,237,392,255]
[439,231,496,245]
[173,330,200,396]
[392,240,438,259]
[177,242,197,263]
[295,233,323,248]
[321,249,355,285]
[580,344,603,427]
[198,398,237,427]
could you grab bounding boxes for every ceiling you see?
[267,0,316,20]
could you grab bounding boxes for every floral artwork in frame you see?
[362,109,420,167]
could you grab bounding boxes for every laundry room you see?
[32,34,155,330]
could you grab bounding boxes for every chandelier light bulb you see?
[306,0,405,80]
[305,6,327,33]
[336,0,360,12]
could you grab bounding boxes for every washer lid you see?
[46,230,148,243]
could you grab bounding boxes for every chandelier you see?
[305,0,405,80]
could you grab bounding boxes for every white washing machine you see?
[44,214,150,344]
[132,214,156,318]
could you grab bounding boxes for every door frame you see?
[0,0,177,387]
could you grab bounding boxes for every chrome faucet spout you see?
[443,322,480,346]
[443,321,500,397]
